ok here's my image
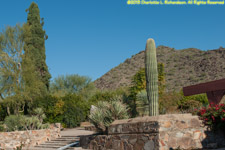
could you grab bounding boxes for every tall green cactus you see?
[145,38,159,116]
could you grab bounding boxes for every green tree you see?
[0,25,23,99]
[21,43,46,106]
[24,2,51,89]
[0,24,46,116]
[50,74,96,98]
[0,25,25,115]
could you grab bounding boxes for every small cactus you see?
[145,38,159,116]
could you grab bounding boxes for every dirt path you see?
[61,127,95,137]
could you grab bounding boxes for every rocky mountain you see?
[94,46,225,91]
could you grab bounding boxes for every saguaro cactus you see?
[145,38,159,116]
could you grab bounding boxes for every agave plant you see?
[32,108,46,123]
[89,98,129,134]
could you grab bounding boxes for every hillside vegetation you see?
[94,46,225,91]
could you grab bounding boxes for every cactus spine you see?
[145,38,159,116]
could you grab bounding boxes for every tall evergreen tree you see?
[24,2,51,89]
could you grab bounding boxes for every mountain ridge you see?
[94,46,225,91]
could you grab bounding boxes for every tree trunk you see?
[7,106,11,115]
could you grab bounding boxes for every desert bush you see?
[89,98,129,134]
[4,115,49,132]
[180,92,208,104]
[159,91,208,114]
[4,115,24,131]
[62,94,88,128]
[135,90,175,116]
[32,95,61,123]
[158,91,181,114]
[178,92,208,113]
[88,91,115,105]
[0,104,7,121]
[88,88,128,105]
[136,90,149,116]
[179,100,202,113]
[129,89,208,115]
[33,94,89,128]
[0,125,5,131]
[0,121,5,131]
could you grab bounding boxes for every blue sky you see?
[0,0,225,81]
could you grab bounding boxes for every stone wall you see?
[0,123,61,150]
[80,121,97,131]
[84,125,97,131]
[81,114,225,150]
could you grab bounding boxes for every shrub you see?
[88,88,128,105]
[179,99,202,113]
[62,98,86,128]
[136,90,149,116]
[0,102,9,121]
[4,114,49,132]
[89,99,129,134]
[32,95,60,123]
[133,90,207,115]
[180,92,208,105]
[158,91,181,114]
[178,92,208,113]
[0,121,5,131]
[62,94,89,127]
[33,94,89,128]
[0,125,5,131]
[195,103,225,134]
[4,115,24,131]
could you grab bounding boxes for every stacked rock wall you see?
[0,123,61,150]
[157,114,225,149]
[84,114,225,150]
